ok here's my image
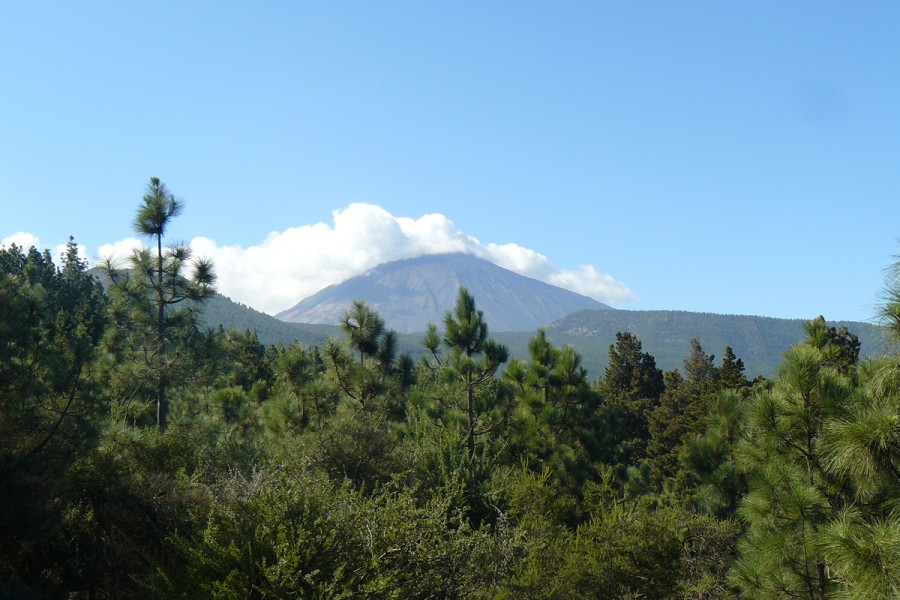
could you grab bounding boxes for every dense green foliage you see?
[2,181,899,598]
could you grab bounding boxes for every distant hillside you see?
[540,309,889,378]
[89,266,344,349]
[94,268,888,379]
[200,293,339,348]
[200,293,889,379]
[276,253,611,333]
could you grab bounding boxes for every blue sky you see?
[2,2,898,322]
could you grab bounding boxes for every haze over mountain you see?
[276,253,611,333]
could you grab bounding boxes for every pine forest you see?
[3,179,899,599]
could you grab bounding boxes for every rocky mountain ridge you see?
[276,253,612,333]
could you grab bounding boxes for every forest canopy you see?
[1,179,899,599]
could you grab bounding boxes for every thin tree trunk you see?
[467,371,475,458]
[817,561,828,599]
[157,233,166,431]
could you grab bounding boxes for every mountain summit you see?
[275,253,612,333]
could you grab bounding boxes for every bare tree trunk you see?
[156,233,167,431]
[466,372,475,458]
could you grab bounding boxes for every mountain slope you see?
[543,309,888,377]
[89,266,340,348]
[92,266,887,378]
[276,253,612,333]
[200,293,339,348]
[203,297,886,378]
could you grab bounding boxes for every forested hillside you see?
[197,292,885,378]
[546,309,887,377]
[202,292,339,348]
[3,180,899,598]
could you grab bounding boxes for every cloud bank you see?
[8,204,636,315]
[1,232,89,265]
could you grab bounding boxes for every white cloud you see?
[52,240,89,265]
[1,232,42,250]
[6,204,637,315]
[97,237,144,265]
[548,265,635,305]
[185,203,636,314]
[2,233,91,265]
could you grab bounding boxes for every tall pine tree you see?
[103,178,215,430]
